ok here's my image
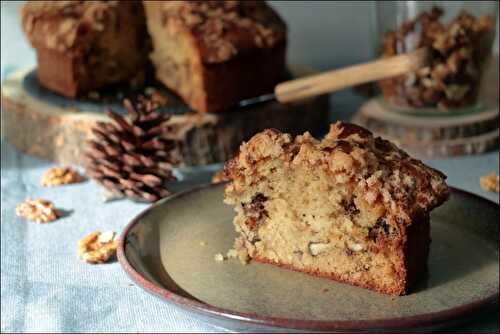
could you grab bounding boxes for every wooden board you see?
[1,66,329,166]
[352,99,499,158]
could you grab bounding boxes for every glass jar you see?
[375,1,498,115]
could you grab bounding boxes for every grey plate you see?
[117,184,499,333]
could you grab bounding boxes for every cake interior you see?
[225,144,431,295]
[143,3,204,111]
[142,1,287,113]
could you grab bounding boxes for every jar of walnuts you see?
[375,1,497,114]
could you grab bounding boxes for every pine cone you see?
[83,98,178,202]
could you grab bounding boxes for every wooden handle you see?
[275,48,430,103]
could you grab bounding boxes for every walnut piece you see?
[41,166,83,187]
[308,242,332,256]
[78,231,118,264]
[15,198,59,223]
[211,169,229,184]
[480,172,499,192]
[346,241,365,252]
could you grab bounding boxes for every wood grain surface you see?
[1,66,329,166]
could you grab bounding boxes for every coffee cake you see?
[143,1,287,113]
[223,122,449,295]
[21,1,150,97]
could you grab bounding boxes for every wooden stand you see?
[1,66,329,166]
[352,99,499,158]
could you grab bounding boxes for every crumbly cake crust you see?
[223,122,449,295]
[21,1,120,53]
[22,0,286,61]
[153,0,287,64]
[21,1,150,97]
[21,1,287,111]
[225,123,448,225]
[143,0,287,113]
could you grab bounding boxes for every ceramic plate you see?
[117,184,499,332]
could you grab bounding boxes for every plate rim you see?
[117,184,499,332]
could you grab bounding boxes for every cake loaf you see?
[21,1,150,97]
[223,122,449,295]
[143,1,287,113]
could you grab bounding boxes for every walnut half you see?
[41,166,83,187]
[480,172,499,192]
[78,231,118,264]
[15,198,59,223]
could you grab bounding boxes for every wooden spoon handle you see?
[275,48,430,103]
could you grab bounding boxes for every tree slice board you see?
[352,98,499,158]
[1,65,329,166]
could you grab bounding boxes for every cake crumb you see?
[226,249,238,258]
[480,172,499,192]
[214,253,225,262]
[200,241,207,246]
[227,248,249,265]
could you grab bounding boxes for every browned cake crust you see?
[143,1,287,113]
[223,122,449,295]
[21,1,150,97]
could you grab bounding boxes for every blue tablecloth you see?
[1,139,233,333]
[1,2,498,332]
[2,137,499,333]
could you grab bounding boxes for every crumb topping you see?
[21,1,120,52]
[224,122,449,225]
[156,0,287,63]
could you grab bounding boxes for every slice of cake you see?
[223,122,449,295]
[21,1,150,97]
[143,1,287,113]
